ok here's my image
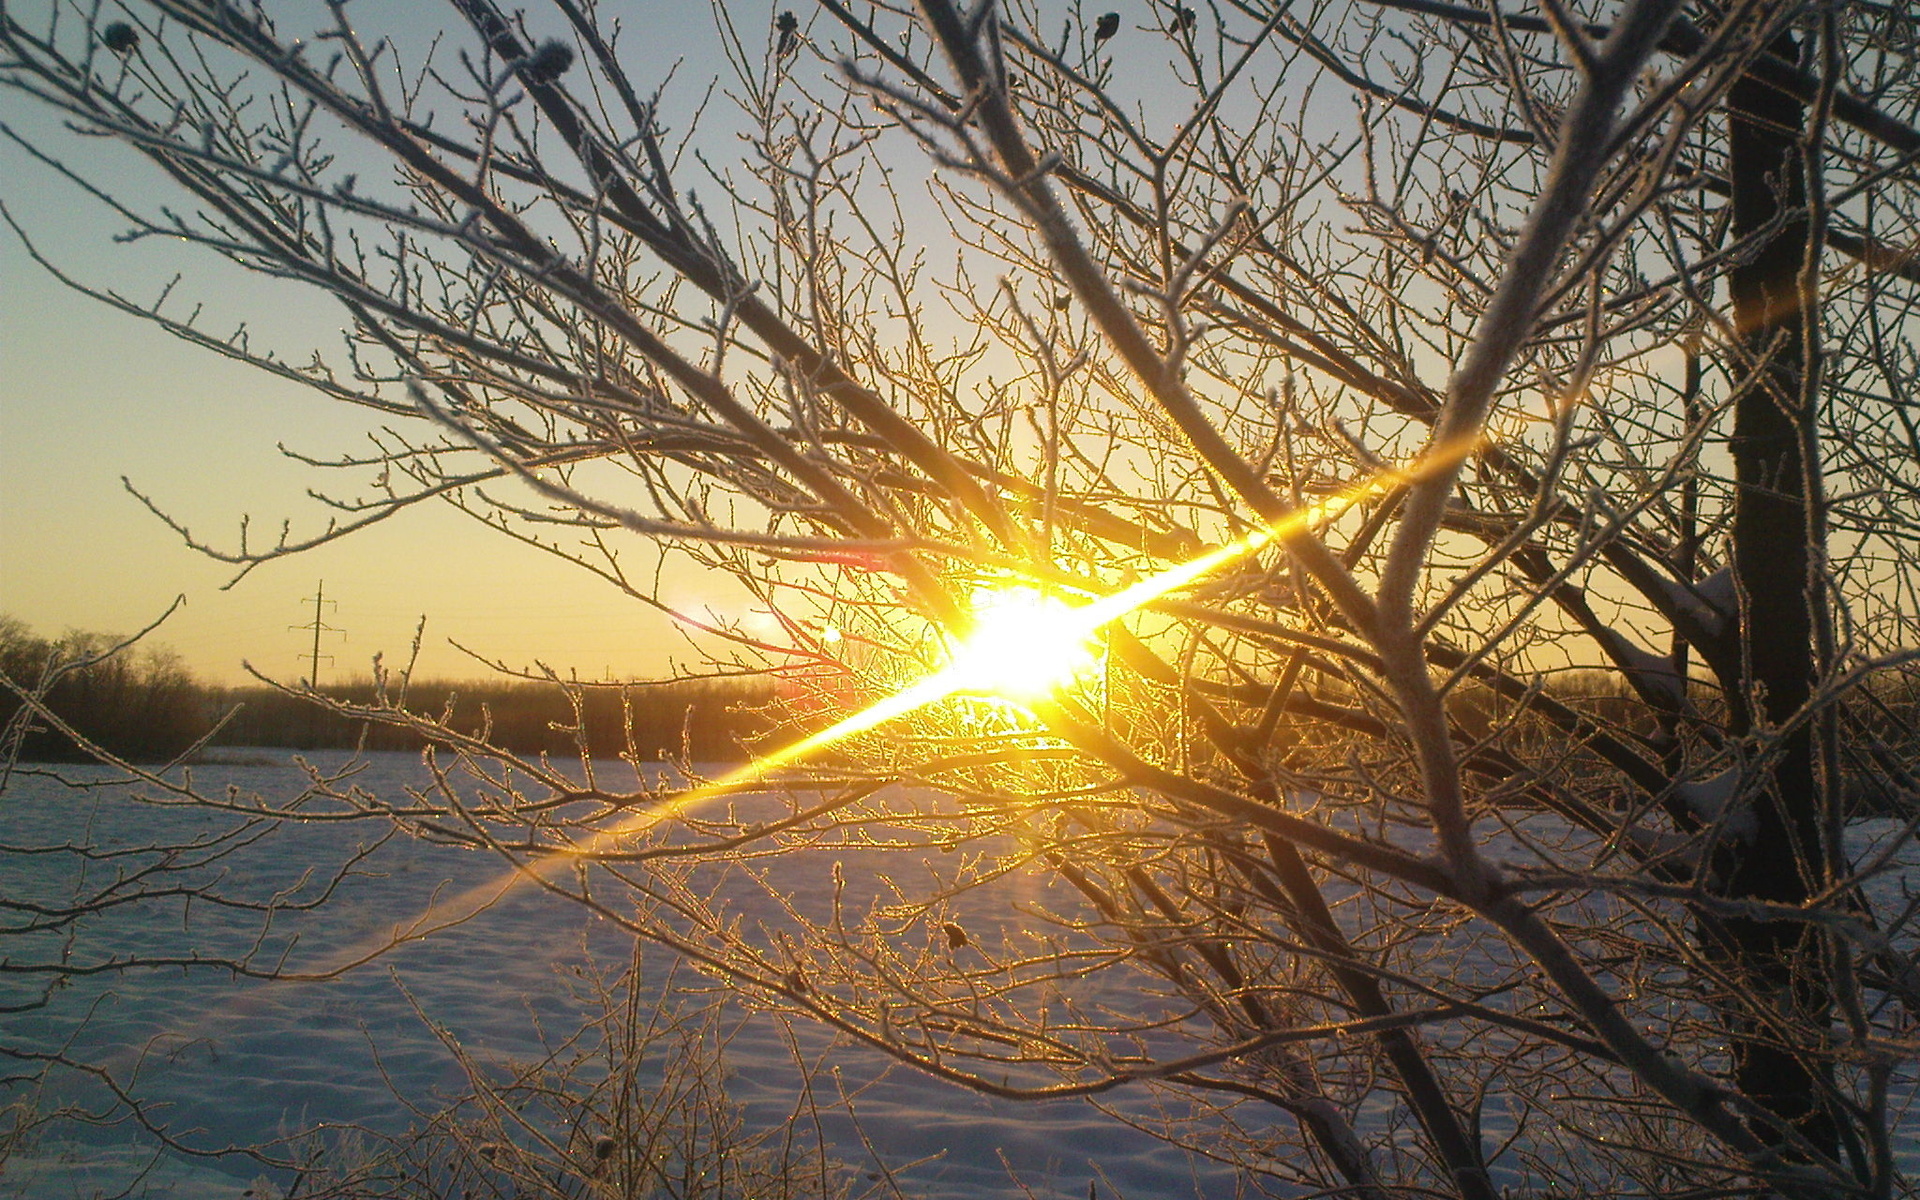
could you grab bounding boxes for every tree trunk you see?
[1719,31,1837,1161]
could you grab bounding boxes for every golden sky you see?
[0,4,750,686]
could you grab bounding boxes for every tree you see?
[0,612,215,761]
[5,0,1920,1195]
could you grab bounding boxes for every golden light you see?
[946,586,1103,701]
[303,433,1450,978]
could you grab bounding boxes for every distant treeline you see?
[0,617,207,763]
[1,617,777,764]
[7,618,1917,787]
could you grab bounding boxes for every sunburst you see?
[302,440,1452,975]
[945,585,1104,701]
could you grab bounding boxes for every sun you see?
[945,585,1104,701]
[325,462,1397,973]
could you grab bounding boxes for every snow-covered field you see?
[0,753,1240,1200]
[3,751,1914,1198]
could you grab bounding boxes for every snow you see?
[1673,766,1759,841]
[1642,565,1736,643]
[1593,626,1688,707]
[0,754,1241,1200]
[2,753,1914,1198]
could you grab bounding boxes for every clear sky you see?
[0,2,752,686]
[1,1,1325,689]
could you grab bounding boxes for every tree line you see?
[12,614,1914,820]
[0,616,776,763]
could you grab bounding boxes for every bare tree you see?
[5,0,1920,1195]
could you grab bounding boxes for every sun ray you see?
[303,432,1482,976]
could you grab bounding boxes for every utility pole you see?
[291,582,343,690]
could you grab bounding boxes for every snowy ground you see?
[0,753,1241,1200]
[2,752,1914,1198]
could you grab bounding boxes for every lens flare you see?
[294,434,1447,979]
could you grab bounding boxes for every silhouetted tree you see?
[6,1,1920,1194]
[0,615,212,761]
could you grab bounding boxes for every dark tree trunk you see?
[1718,33,1836,1160]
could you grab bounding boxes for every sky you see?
[0,1,1371,690]
[0,2,749,686]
